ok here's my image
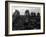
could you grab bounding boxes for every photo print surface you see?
[12,7,41,30]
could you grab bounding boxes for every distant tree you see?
[12,10,20,17]
[31,12,36,17]
[37,12,40,17]
[36,12,40,22]
[12,10,20,29]
[25,10,30,16]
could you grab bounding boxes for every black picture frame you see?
[5,1,45,36]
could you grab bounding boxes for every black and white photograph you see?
[5,1,45,36]
[12,7,40,30]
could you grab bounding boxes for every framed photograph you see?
[5,1,45,36]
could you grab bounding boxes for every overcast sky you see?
[12,6,40,15]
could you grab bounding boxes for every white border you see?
[8,2,43,35]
